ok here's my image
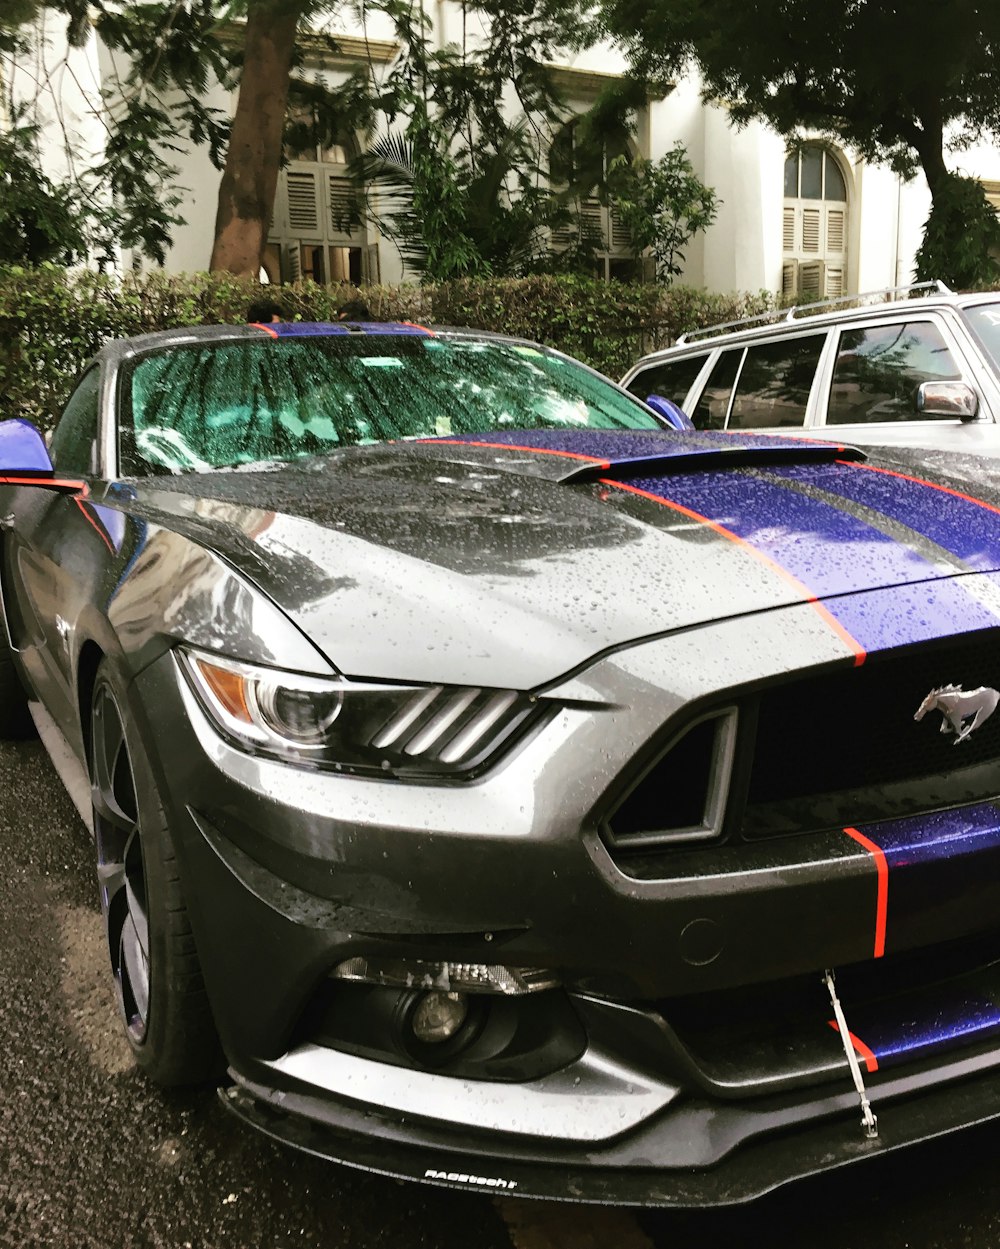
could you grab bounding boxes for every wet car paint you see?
[8,326,1000,1203]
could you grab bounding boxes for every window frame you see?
[674,330,833,431]
[626,352,714,411]
[49,364,104,477]
[817,313,984,431]
[722,332,830,432]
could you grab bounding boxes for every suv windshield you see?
[121,334,662,474]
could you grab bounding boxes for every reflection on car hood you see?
[117,429,1000,686]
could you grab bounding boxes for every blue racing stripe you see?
[772,461,1000,574]
[850,995,1000,1069]
[821,578,1000,652]
[633,469,957,594]
[860,800,1000,868]
[624,471,1000,654]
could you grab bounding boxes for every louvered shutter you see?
[826,208,845,253]
[581,198,605,245]
[802,209,821,253]
[798,260,825,299]
[284,243,302,283]
[550,221,575,248]
[286,171,321,234]
[783,207,796,251]
[609,203,632,251]
[327,173,355,238]
[782,149,850,300]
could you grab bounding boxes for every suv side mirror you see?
[0,419,83,493]
[916,381,979,422]
[645,394,695,431]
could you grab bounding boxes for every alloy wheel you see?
[91,686,150,1043]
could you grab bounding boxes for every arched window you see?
[549,120,640,282]
[266,129,374,285]
[782,144,849,300]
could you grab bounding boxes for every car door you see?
[816,314,999,452]
[2,365,115,733]
[723,332,829,432]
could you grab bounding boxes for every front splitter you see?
[218,1063,1000,1207]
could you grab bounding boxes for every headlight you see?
[178,648,544,777]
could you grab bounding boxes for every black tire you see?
[0,635,36,739]
[90,661,222,1085]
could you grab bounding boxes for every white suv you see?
[621,282,1000,454]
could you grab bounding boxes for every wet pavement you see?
[4,734,1000,1248]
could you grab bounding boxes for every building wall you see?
[19,9,1000,298]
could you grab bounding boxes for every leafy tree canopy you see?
[0,109,87,263]
[601,0,1000,286]
[4,0,718,281]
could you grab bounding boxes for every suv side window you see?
[626,355,707,409]
[691,349,743,429]
[50,368,101,474]
[826,321,963,424]
[728,334,825,430]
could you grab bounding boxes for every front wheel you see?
[90,664,221,1085]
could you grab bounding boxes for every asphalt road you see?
[5,734,1000,1249]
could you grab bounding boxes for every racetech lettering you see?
[424,1169,517,1189]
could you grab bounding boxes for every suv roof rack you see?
[674,280,954,346]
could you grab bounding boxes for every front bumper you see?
[219,1049,1000,1204]
[126,605,1000,1205]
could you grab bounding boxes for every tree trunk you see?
[911,111,948,201]
[209,0,307,275]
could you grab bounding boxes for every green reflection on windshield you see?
[122,335,661,474]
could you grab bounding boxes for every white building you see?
[7,8,999,298]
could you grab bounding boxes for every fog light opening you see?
[332,955,558,996]
[410,991,469,1043]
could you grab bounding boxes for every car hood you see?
[112,430,1000,687]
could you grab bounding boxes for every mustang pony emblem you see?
[914,684,1000,743]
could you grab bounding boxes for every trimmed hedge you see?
[0,267,776,432]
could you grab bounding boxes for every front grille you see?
[745,628,1000,837]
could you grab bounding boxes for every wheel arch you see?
[76,639,105,762]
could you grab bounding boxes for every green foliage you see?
[0,111,87,264]
[12,1,714,278]
[344,0,636,281]
[3,1,237,264]
[915,175,1000,290]
[0,267,775,432]
[601,0,1000,283]
[607,144,719,283]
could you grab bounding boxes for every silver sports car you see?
[5,320,1000,1204]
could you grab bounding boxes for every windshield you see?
[964,303,1000,378]
[120,334,663,475]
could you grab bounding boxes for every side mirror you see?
[0,419,83,493]
[916,381,979,422]
[645,394,695,431]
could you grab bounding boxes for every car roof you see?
[95,321,537,366]
[631,289,1000,369]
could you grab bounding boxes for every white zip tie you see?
[823,969,879,1139]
